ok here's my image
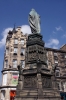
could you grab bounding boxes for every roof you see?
[60,44,66,49]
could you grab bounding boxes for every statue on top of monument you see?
[28,9,41,34]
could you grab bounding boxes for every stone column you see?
[17,75,23,90]
[5,89,10,100]
[37,73,43,99]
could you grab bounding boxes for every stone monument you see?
[15,9,60,100]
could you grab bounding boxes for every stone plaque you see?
[24,75,37,88]
[42,75,52,88]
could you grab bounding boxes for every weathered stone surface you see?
[15,33,60,100]
[24,75,37,88]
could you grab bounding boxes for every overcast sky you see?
[0,0,66,79]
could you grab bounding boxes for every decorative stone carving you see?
[15,9,60,100]
[24,75,37,88]
[27,44,46,63]
[42,75,52,88]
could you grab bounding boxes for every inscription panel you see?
[42,75,52,88]
[28,45,46,62]
[24,75,37,88]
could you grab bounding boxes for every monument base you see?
[15,33,60,100]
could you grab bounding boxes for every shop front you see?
[10,90,16,100]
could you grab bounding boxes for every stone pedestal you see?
[15,33,60,100]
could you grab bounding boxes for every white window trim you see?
[21,60,25,68]
[13,60,17,68]
[54,53,58,56]
[55,60,58,64]
[21,39,24,45]
[14,39,18,44]
[21,48,25,55]
[14,48,18,53]
[2,73,7,86]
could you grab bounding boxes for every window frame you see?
[13,59,17,68]
[54,52,58,56]
[14,47,18,54]
[55,69,60,77]
[2,73,7,85]
[20,39,24,45]
[21,48,25,55]
[20,60,25,68]
[1,90,5,100]
[14,39,18,44]
[55,60,58,64]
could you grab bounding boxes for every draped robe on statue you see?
[28,9,41,34]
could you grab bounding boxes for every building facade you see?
[46,45,66,99]
[0,27,27,100]
[0,26,66,100]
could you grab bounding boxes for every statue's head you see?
[29,9,35,18]
[31,8,35,11]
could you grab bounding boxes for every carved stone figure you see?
[28,9,41,34]
[18,63,22,75]
[52,64,56,73]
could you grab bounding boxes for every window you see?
[54,56,58,60]
[12,73,18,76]
[65,55,66,58]
[54,53,57,56]
[3,73,7,85]
[6,48,9,55]
[14,48,18,54]
[4,60,8,68]
[21,48,25,55]
[1,90,5,100]
[14,39,18,44]
[55,70,60,77]
[21,39,24,45]
[13,60,17,68]
[55,60,58,64]
[57,82,62,91]
[21,60,25,68]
